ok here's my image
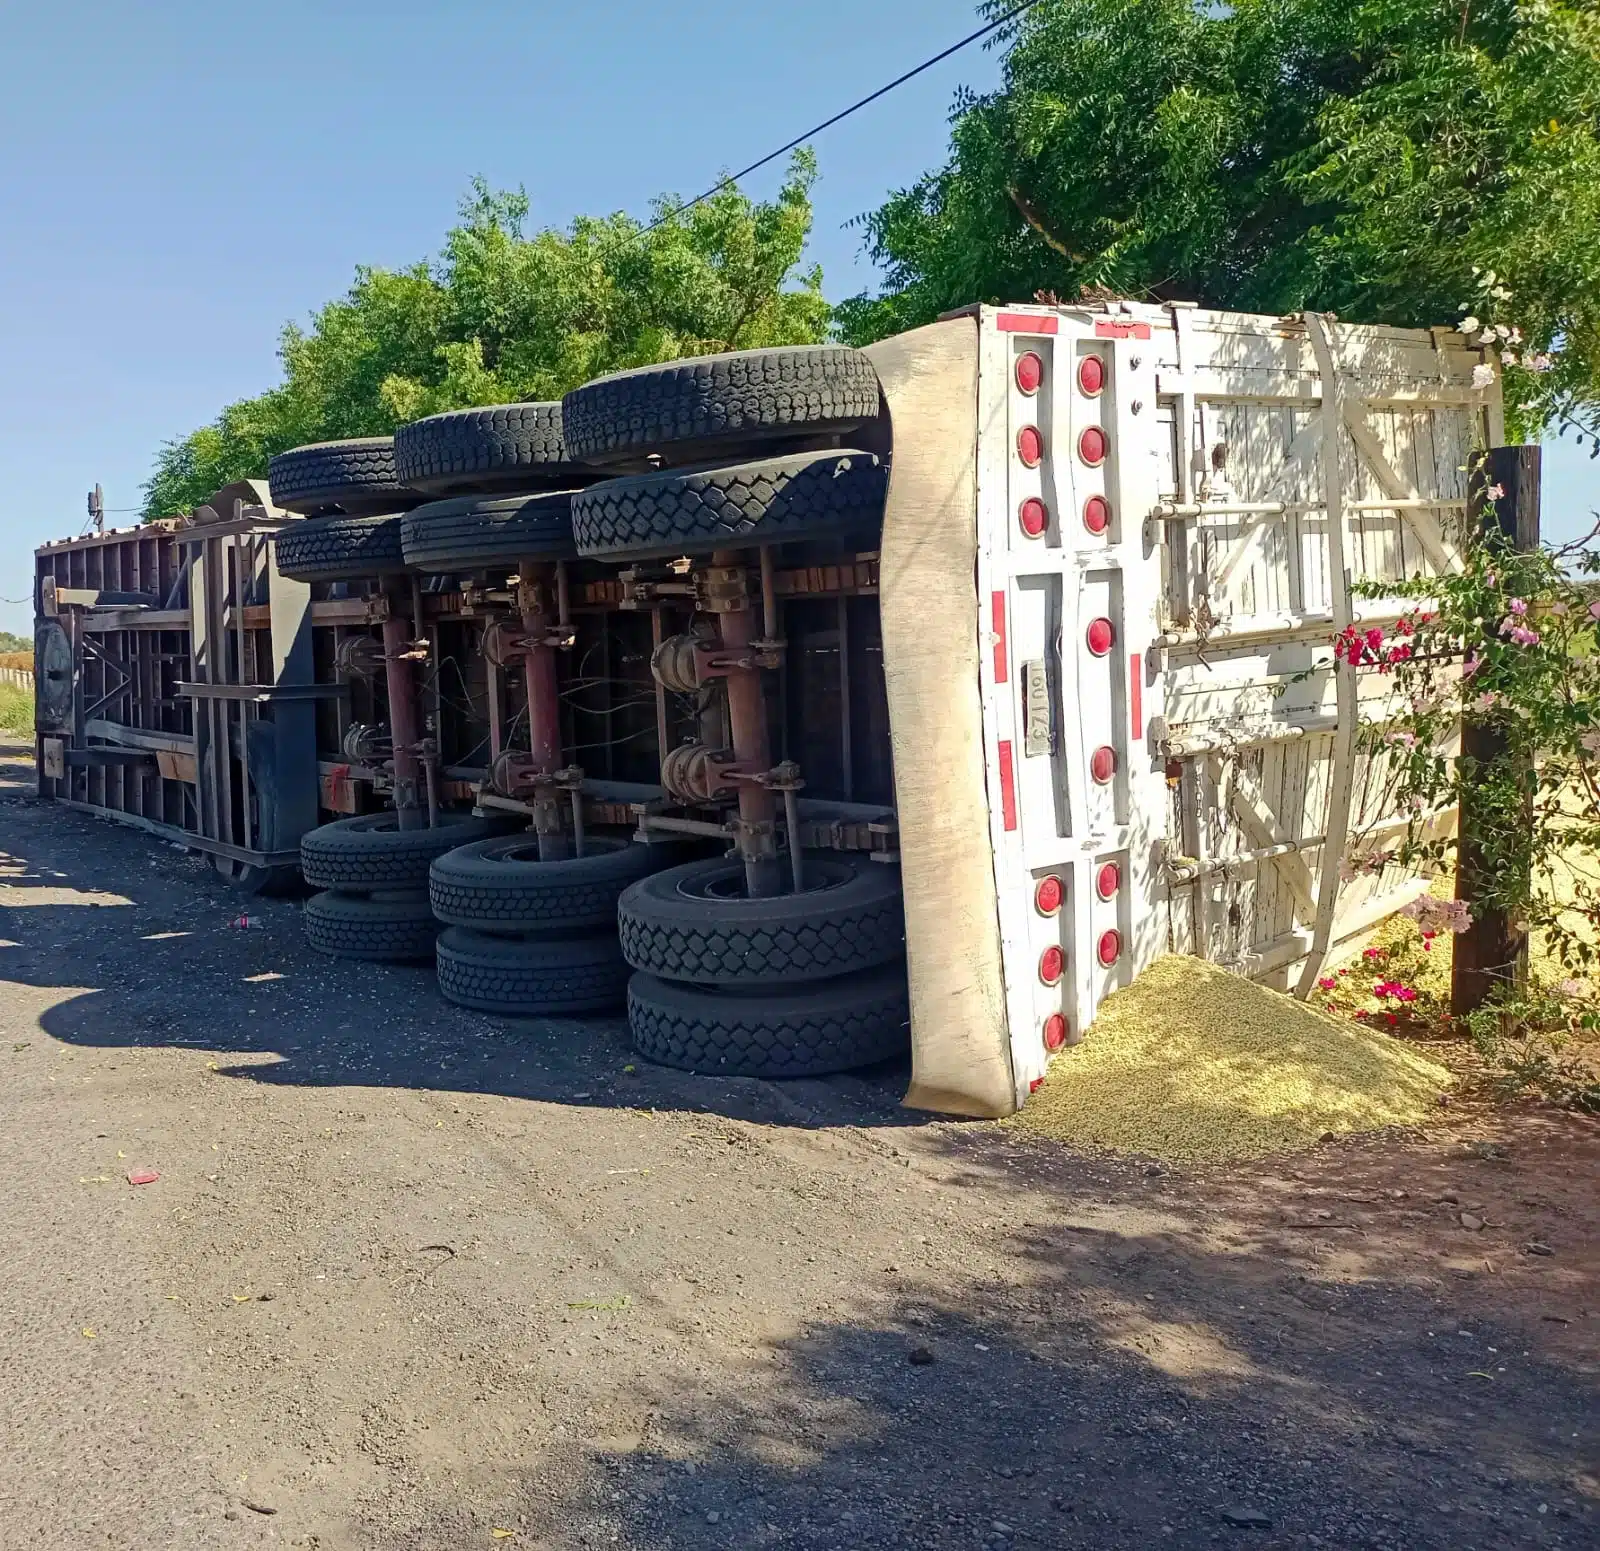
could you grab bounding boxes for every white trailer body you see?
[865,303,1497,1119]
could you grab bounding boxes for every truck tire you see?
[627,965,910,1078]
[400,492,576,573]
[572,450,887,562]
[561,346,882,466]
[267,438,419,516]
[435,927,631,1015]
[616,852,904,986]
[304,889,438,962]
[429,835,683,936]
[394,403,593,495]
[302,811,511,891]
[272,514,407,582]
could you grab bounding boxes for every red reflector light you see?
[1077,354,1106,395]
[1082,495,1110,535]
[1086,616,1115,656]
[998,740,1018,831]
[1098,929,1123,967]
[1096,861,1122,900]
[1015,351,1044,394]
[1090,746,1117,784]
[1034,875,1063,915]
[1043,1013,1069,1051]
[1018,497,1048,538]
[1078,426,1107,466]
[1039,945,1065,986]
[1017,425,1044,467]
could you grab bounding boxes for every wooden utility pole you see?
[1451,445,1540,1016]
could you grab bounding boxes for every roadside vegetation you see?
[142,152,828,517]
[0,684,33,738]
[840,0,1600,449]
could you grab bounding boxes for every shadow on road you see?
[0,773,921,1131]
[513,1185,1596,1550]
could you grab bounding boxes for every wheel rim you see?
[676,856,856,904]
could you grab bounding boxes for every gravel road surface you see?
[0,738,1594,1551]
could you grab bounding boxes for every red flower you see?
[1354,1009,1369,1019]
[1386,1013,1399,1025]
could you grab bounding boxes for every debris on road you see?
[1010,956,1453,1163]
[126,1169,160,1186]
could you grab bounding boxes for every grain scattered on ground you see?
[1011,955,1453,1163]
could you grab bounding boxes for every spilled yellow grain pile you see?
[1010,955,1453,1163]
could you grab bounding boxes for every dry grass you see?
[0,651,30,672]
[1011,955,1453,1164]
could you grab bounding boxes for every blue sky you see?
[0,0,1591,635]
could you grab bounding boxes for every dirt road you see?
[0,736,1594,1551]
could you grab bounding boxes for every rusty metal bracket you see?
[728,759,807,891]
[458,581,517,617]
[693,565,751,615]
[693,640,784,677]
[616,566,698,611]
[481,618,578,664]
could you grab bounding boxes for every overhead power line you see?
[640,0,1044,235]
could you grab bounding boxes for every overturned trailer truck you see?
[34,303,1494,1117]
[550,304,1489,1115]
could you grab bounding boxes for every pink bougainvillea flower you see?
[1386,1012,1399,1026]
[1353,1009,1369,1020]
[1508,597,1527,615]
[1474,691,1500,712]
[1318,977,1337,991]
[1365,627,1385,650]
[1363,947,1384,961]
[1588,600,1600,622]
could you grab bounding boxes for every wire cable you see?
[640,0,1044,235]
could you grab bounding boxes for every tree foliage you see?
[838,0,1600,445]
[143,153,829,517]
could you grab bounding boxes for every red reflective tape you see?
[997,740,1018,831]
[997,312,1059,334]
[1094,320,1152,340]
[991,591,1009,683]
[1129,652,1143,740]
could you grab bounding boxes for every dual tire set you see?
[270,345,911,1078]
[299,812,507,961]
[560,350,910,1078]
[428,836,676,1016]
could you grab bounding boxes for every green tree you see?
[838,0,1600,445]
[143,152,829,517]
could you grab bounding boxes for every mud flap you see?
[862,319,1016,1117]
